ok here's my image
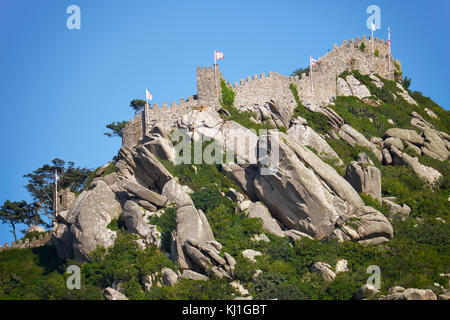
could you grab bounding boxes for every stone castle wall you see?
[122,35,400,148]
[0,232,52,252]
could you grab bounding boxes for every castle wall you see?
[121,35,400,147]
[0,232,52,252]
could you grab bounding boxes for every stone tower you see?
[196,65,222,106]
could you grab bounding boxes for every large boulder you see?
[310,262,336,282]
[267,100,294,129]
[162,179,215,270]
[342,75,371,99]
[254,131,368,239]
[339,124,382,161]
[52,180,122,262]
[142,125,176,164]
[390,147,442,186]
[379,288,437,300]
[385,128,424,145]
[122,200,161,248]
[120,179,167,207]
[333,206,394,244]
[287,122,343,164]
[240,200,285,237]
[344,153,382,202]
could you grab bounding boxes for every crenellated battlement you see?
[122,35,400,149]
[0,232,51,252]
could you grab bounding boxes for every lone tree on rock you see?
[130,99,147,114]
[104,121,128,138]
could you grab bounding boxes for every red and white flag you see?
[146,88,152,101]
[215,51,224,61]
[387,27,391,48]
[310,57,319,67]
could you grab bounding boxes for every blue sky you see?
[0,0,449,244]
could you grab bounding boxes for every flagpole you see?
[310,57,314,93]
[54,170,58,215]
[214,49,217,88]
[388,27,391,72]
[372,27,374,53]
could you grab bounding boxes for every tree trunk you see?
[11,223,17,242]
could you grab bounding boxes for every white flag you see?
[371,22,376,32]
[55,170,59,181]
[310,56,319,66]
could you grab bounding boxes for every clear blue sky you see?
[0,0,449,244]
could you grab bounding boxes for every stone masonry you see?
[122,36,400,149]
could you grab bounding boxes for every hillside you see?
[1,36,449,301]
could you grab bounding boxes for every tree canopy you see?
[23,159,92,222]
[104,121,128,138]
[130,99,147,113]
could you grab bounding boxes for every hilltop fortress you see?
[122,35,400,148]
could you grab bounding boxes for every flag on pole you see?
[215,51,224,61]
[310,57,319,67]
[371,22,376,32]
[55,170,59,182]
[387,27,391,47]
[146,88,152,101]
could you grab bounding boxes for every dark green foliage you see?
[359,43,365,52]
[0,200,36,241]
[220,79,235,110]
[252,273,306,300]
[104,121,128,138]
[23,159,92,222]
[402,76,411,90]
[106,213,126,232]
[130,99,147,113]
[291,66,310,78]
[82,232,175,299]
[381,165,449,219]
[149,206,177,253]
[374,49,379,57]
[0,246,102,300]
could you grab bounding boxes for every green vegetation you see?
[104,121,128,138]
[290,83,330,134]
[374,49,379,57]
[359,43,365,52]
[291,66,310,78]
[149,206,177,253]
[220,79,275,132]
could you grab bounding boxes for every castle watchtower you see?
[196,65,222,106]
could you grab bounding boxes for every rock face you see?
[343,75,371,99]
[344,153,382,202]
[354,284,380,300]
[103,287,128,300]
[163,179,236,279]
[240,201,285,237]
[391,147,442,186]
[242,249,262,263]
[287,121,343,164]
[142,125,176,164]
[161,268,179,286]
[122,200,161,248]
[52,180,122,262]
[253,131,391,241]
[338,124,382,161]
[385,128,424,145]
[333,206,393,244]
[310,262,336,282]
[379,288,437,300]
